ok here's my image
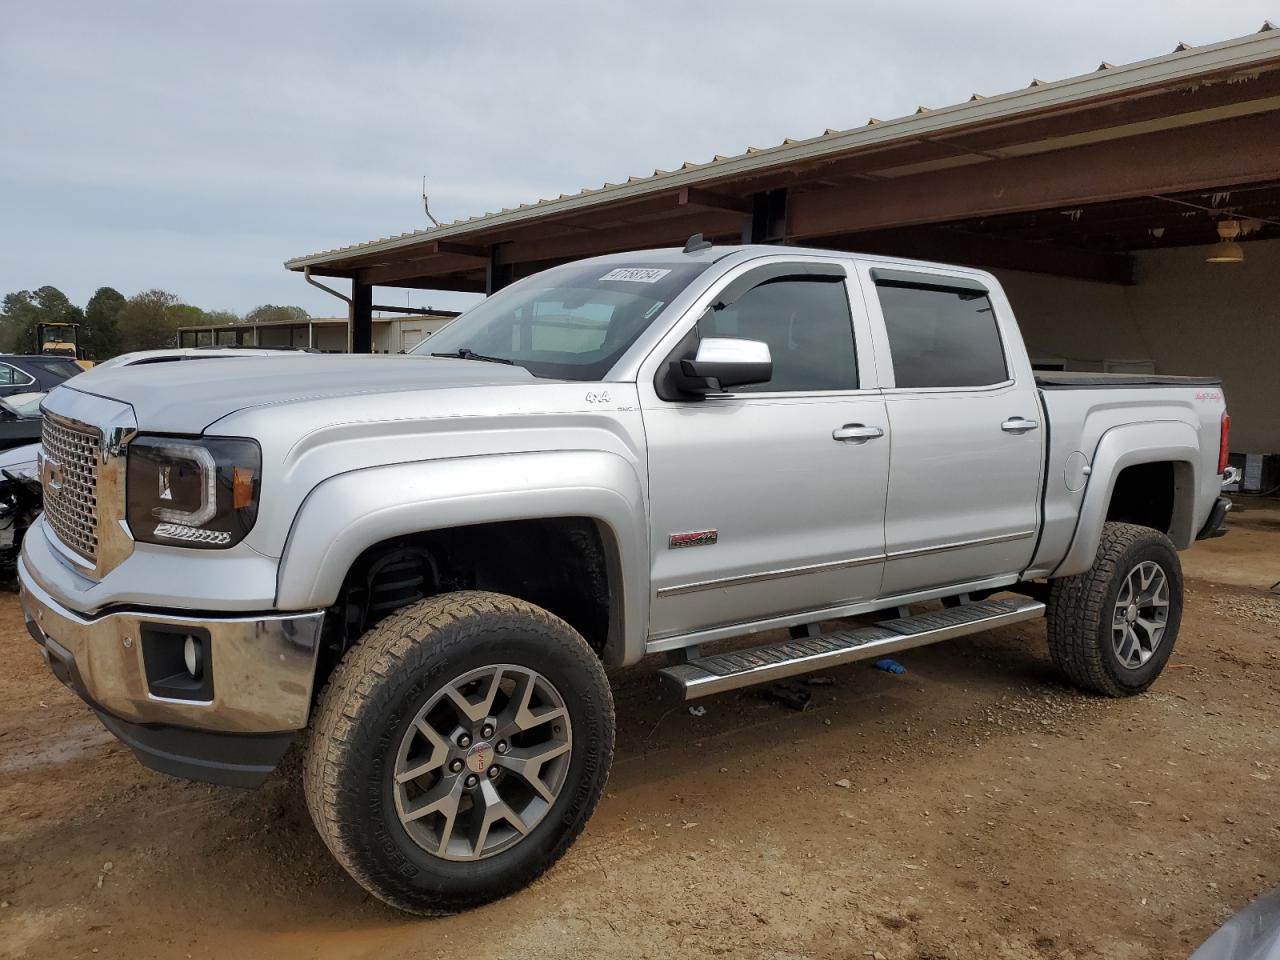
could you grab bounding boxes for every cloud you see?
[1,0,1274,314]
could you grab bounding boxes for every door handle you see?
[832,424,884,443]
[1001,417,1040,434]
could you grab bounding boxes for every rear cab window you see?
[871,269,1008,389]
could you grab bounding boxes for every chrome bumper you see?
[19,557,325,734]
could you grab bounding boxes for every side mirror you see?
[669,337,772,396]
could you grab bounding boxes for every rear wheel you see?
[1046,522,1183,697]
[304,591,614,914]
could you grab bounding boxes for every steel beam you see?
[677,186,753,214]
[350,281,373,353]
[787,111,1280,240]
[360,252,490,286]
[496,211,745,267]
[845,227,1134,284]
[432,240,489,259]
[486,246,513,294]
[370,304,460,316]
[747,189,788,243]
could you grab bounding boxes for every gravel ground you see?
[2,505,1278,959]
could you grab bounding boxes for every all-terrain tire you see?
[303,591,614,915]
[1046,522,1184,697]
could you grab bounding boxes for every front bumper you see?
[19,557,326,787]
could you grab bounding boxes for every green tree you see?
[117,289,186,352]
[244,304,310,325]
[203,309,241,326]
[171,304,206,328]
[83,286,126,361]
[0,285,83,354]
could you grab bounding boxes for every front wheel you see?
[303,591,614,914]
[1046,522,1184,697]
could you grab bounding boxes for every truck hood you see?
[58,354,541,433]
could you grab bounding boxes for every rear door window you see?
[875,279,1008,389]
[0,364,31,386]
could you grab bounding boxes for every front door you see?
[640,259,890,642]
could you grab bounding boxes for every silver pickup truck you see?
[19,242,1231,914]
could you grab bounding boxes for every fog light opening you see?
[183,635,203,680]
[141,624,213,700]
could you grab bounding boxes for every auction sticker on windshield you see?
[599,267,672,283]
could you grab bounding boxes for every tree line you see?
[0,286,311,362]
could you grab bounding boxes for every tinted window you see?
[0,363,35,386]
[701,277,857,392]
[876,281,1007,388]
[25,358,81,383]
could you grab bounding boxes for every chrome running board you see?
[657,597,1045,700]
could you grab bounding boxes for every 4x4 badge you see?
[669,529,718,549]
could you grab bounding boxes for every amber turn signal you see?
[233,466,256,510]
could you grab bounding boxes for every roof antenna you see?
[684,233,712,254]
[422,176,441,228]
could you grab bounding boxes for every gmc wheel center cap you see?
[466,742,495,774]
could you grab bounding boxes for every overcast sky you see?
[2,1,1275,317]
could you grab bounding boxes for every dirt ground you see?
[2,505,1279,960]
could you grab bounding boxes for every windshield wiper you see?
[430,347,515,365]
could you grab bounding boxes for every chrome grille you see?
[41,415,101,562]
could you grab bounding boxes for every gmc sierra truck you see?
[19,241,1231,915]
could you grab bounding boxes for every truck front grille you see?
[41,415,101,563]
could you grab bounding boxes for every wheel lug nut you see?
[465,773,479,788]
[487,766,500,779]
[449,759,463,773]
[457,734,471,748]
[496,741,508,754]
[481,724,494,739]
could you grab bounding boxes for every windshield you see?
[412,260,712,380]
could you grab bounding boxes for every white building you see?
[178,311,459,354]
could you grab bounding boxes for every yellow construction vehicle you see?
[35,322,93,369]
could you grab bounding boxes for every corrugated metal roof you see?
[287,23,1280,271]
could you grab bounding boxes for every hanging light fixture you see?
[1206,220,1245,263]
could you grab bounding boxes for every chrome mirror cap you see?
[694,337,771,365]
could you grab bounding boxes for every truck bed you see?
[1029,374,1227,579]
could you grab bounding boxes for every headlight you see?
[127,436,261,549]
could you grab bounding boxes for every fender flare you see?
[1051,420,1200,578]
[274,450,649,665]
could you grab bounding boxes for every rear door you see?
[638,257,890,641]
[856,264,1044,597]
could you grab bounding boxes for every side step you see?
[658,597,1045,700]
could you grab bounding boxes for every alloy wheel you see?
[392,664,572,861]
[1111,560,1171,669]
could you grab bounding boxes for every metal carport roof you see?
[285,23,1280,348]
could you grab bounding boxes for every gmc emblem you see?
[40,454,64,496]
